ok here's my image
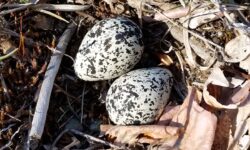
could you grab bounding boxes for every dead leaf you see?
[239,56,250,75]
[201,67,250,149]
[103,0,118,13]
[154,5,190,20]
[203,67,249,109]
[0,39,16,54]
[154,3,222,29]
[228,97,250,149]
[127,0,163,10]
[157,106,180,125]
[148,87,217,150]
[213,90,250,150]
[102,87,217,150]
[101,125,180,145]
[171,88,217,150]
[188,8,223,29]
[166,22,216,70]
[224,34,250,63]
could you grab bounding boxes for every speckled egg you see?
[74,17,143,81]
[106,67,173,125]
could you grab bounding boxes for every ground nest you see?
[0,0,250,149]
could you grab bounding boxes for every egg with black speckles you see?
[106,67,173,125]
[74,17,144,81]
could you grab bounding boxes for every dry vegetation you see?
[0,0,250,149]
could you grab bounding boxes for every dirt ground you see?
[0,0,250,149]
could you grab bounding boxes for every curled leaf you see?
[188,8,222,29]
[224,34,250,63]
[101,125,180,145]
[203,67,250,109]
[151,87,217,150]
[213,92,250,149]
[102,87,217,150]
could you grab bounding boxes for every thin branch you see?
[81,83,86,124]
[51,129,126,149]
[0,4,90,15]
[53,83,79,101]
[4,113,22,122]
[145,3,224,50]
[0,48,18,61]
[0,28,43,47]
[0,73,11,101]
[35,9,69,23]
[0,124,15,134]
[28,22,77,149]
[65,84,81,120]
[0,124,24,150]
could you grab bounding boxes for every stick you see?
[0,48,18,61]
[51,129,125,149]
[0,73,11,101]
[144,3,224,50]
[0,4,90,15]
[0,124,24,150]
[28,22,76,149]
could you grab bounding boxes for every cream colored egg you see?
[106,67,173,125]
[74,17,143,81]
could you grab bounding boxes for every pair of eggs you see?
[74,17,173,125]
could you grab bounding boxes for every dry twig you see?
[0,48,18,61]
[145,3,224,50]
[0,124,24,150]
[52,129,125,149]
[28,22,77,149]
[0,73,10,101]
[0,4,90,15]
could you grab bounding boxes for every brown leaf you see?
[102,87,217,150]
[0,39,16,54]
[202,68,250,149]
[157,106,180,125]
[172,88,217,150]
[229,96,250,149]
[101,124,180,146]
[203,67,249,109]
[213,94,250,150]
[213,110,236,150]
[149,87,217,150]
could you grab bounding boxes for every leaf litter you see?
[0,0,250,149]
